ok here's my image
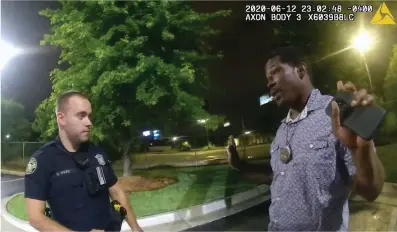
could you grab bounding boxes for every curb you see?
[1,169,25,177]
[2,185,270,232]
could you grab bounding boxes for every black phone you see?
[325,91,386,141]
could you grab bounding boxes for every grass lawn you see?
[7,164,261,220]
[376,143,397,183]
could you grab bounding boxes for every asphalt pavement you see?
[1,174,25,198]
[1,174,26,231]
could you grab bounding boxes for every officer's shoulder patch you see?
[26,157,38,175]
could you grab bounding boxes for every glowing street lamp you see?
[352,31,373,54]
[142,130,151,137]
[197,119,208,124]
[197,119,210,149]
[351,31,374,90]
[5,134,11,140]
[224,122,230,127]
[0,40,22,72]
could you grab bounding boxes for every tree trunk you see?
[122,143,132,176]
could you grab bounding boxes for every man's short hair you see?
[267,46,312,77]
[55,90,88,113]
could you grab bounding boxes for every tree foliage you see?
[1,99,32,141]
[33,1,230,174]
[381,44,397,136]
[384,44,397,106]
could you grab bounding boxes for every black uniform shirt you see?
[24,137,118,231]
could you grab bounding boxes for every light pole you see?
[351,31,374,90]
[197,119,210,149]
[1,40,22,72]
[172,136,178,146]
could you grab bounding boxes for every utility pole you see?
[241,116,246,159]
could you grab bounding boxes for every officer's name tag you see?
[56,169,73,177]
[96,166,106,185]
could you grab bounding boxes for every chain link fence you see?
[1,142,46,169]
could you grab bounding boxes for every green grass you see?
[7,164,260,220]
[376,143,397,183]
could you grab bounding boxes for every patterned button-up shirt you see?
[268,89,356,231]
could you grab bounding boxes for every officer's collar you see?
[54,136,89,153]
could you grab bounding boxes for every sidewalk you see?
[349,183,397,231]
[2,216,23,231]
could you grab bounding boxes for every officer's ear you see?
[56,111,66,125]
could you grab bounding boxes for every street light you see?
[142,131,151,137]
[197,119,208,124]
[224,122,230,127]
[172,136,178,146]
[197,118,210,149]
[351,30,374,90]
[5,134,11,140]
[352,31,373,54]
[1,40,22,72]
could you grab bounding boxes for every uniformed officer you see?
[25,90,142,232]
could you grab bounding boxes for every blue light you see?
[153,130,160,140]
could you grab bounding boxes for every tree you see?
[197,115,225,149]
[384,44,397,108]
[382,44,397,136]
[33,1,230,176]
[1,99,32,141]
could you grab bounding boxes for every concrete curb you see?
[1,169,25,177]
[2,185,270,232]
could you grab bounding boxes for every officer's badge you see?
[95,154,106,165]
[26,157,37,174]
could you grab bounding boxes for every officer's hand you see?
[89,229,104,232]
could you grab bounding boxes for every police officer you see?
[25,90,143,232]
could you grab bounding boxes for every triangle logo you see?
[371,2,396,25]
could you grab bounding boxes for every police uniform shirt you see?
[24,137,118,231]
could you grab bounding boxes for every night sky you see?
[1,1,396,132]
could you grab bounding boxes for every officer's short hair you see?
[55,90,89,113]
[267,46,313,78]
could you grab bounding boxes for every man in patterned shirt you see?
[227,46,385,231]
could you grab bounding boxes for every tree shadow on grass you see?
[177,168,216,209]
